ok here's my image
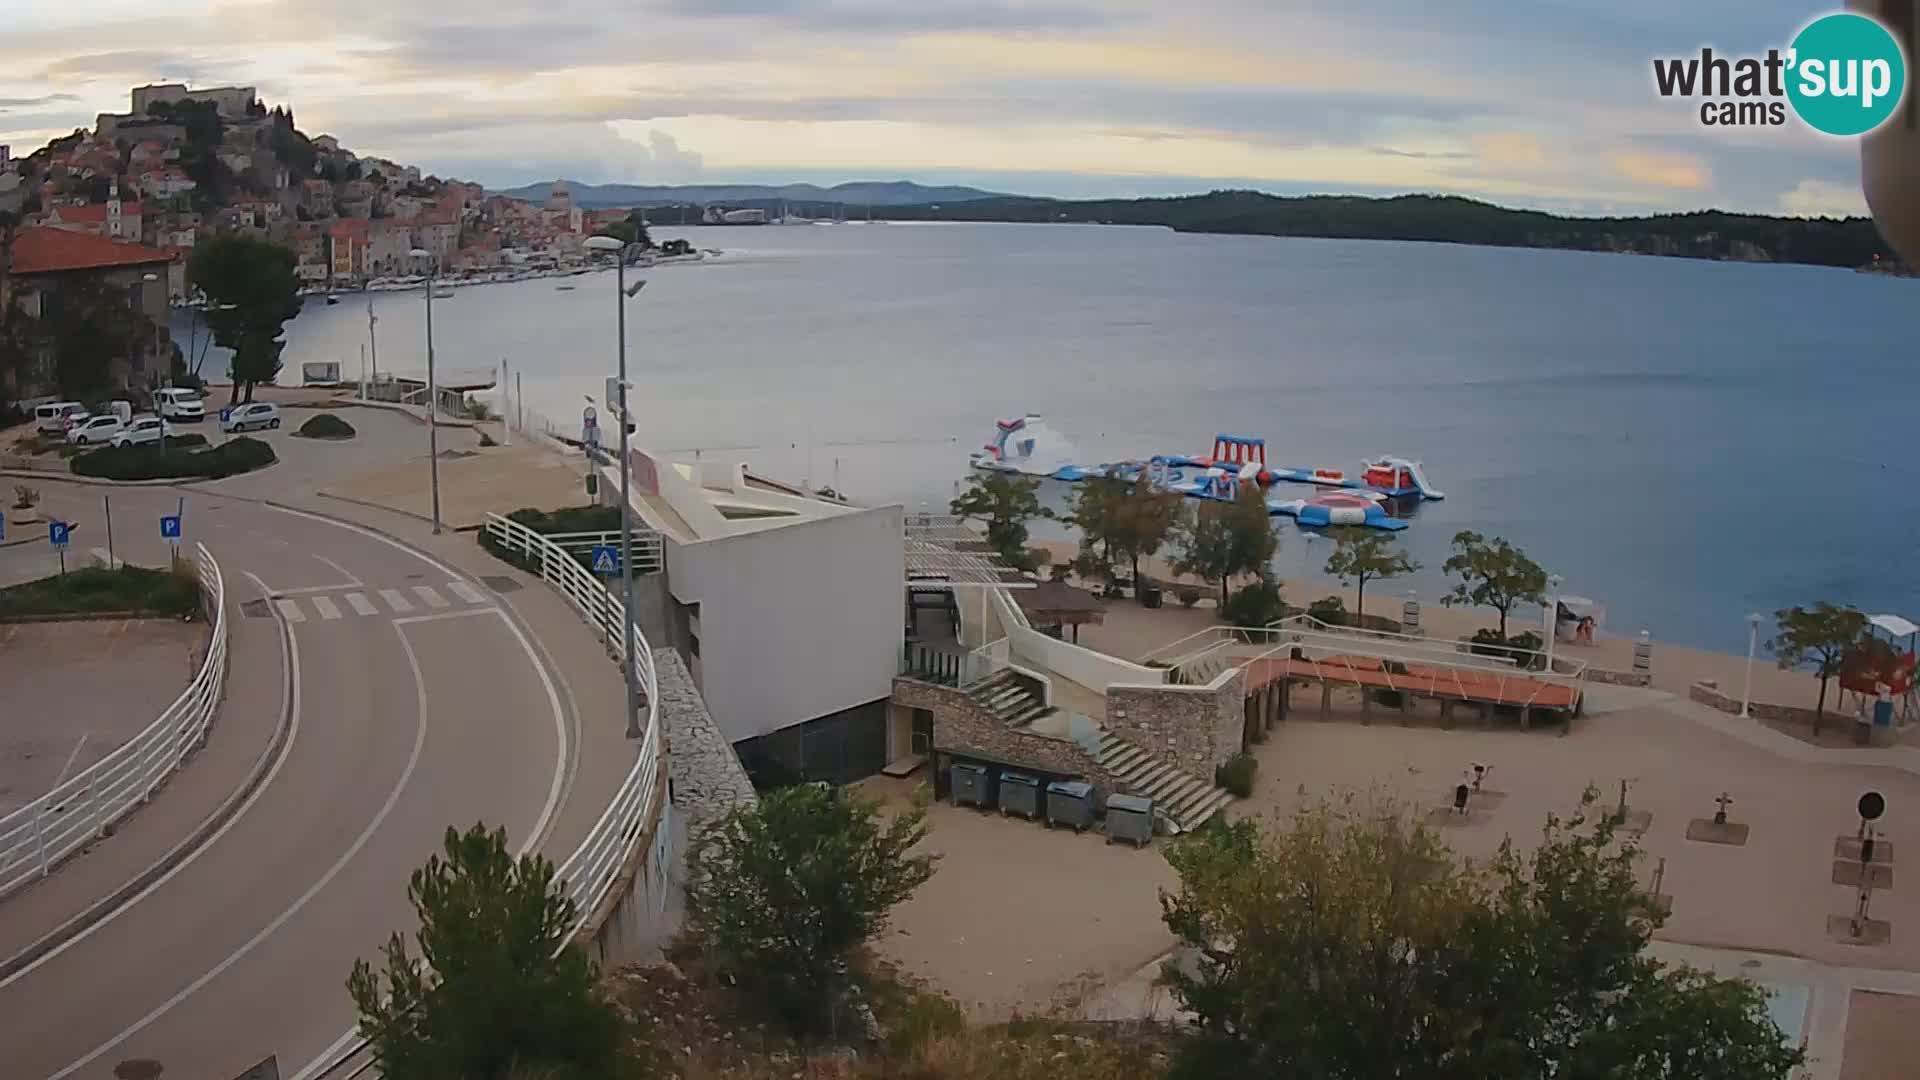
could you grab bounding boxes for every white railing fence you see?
[0,543,228,900]
[311,515,668,1079]
[538,529,664,575]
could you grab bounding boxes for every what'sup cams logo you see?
[1653,10,1910,136]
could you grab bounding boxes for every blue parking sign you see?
[160,515,182,540]
[590,544,619,575]
[49,521,70,548]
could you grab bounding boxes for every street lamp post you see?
[1741,612,1763,719]
[584,234,648,739]
[1545,573,1564,673]
[409,249,442,534]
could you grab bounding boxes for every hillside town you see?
[0,83,635,299]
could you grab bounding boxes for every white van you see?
[33,401,88,435]
[155,387,206,422]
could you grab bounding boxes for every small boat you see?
[432,288,455,299]
[555,284,576,292]
[325,294,340,305]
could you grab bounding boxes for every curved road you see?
[0,484,579,1079]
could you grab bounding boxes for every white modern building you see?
[602,447,905,784]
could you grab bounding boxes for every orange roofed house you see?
[1,227,177,401]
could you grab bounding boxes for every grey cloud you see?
[658,0,1122,33]
[0,93,79,109]
[37,50,223,84]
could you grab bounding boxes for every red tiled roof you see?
[9,226,175,274]
[51,201,144,224]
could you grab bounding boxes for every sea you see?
[182,221,1920,654]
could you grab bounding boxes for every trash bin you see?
[1044,780,1094,832]
[1139,584,1164,609]
[950,761,995,810]
[1105,793,1154,848]
[999,771,1041,819]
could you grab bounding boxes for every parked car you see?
[220,402,282,433]
[110,416,177,448]
[67,414,126,445]
[155,388,206,422]
[33,401,88,435]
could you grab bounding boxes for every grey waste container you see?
[999,770,1041,819]
[1105,793,1154,848]
[1044,780,1095,832]
[951,761,995,810]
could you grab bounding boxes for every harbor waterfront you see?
[229,221,1920,654]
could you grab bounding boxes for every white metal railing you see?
[311,515,669,1079]
[0,543,228,899]
[540,529,665,575]
[964,637,1010,687]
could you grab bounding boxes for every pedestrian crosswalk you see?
[269,582,490,623]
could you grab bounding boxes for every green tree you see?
[40,277,147,399]
[1158,792,1802,1080]
[188,233,302,404]
[1175,482,1277,609]
[347,823,630,1080]
[1770,602,1868,729]
[1441,529,1547,639]
[684,783,936,1036]
[951,471,1051,571]
[1322,527,1419,622]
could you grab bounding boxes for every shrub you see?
[461,396,495,421]
[12,484,39,509]
[70,436,275,481]
[1178,585,1202,607]
[1221,580,1284,628]
[0,564,200,618]
[1307,595,1347,626]
[1215,752,1258,797]
[1469,628,1547,669]
[506,504,621,534]
[477,430,497,448]
[294,413,356,439]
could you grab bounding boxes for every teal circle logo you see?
[1787,12,1908,136]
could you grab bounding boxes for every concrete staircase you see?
[1096,731,1234,833]
[967,670,1052,727]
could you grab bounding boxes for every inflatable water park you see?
[970,415,1444,532]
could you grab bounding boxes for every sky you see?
[0,0,1879,216]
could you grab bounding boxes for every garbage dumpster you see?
[999,771,1041,819]
[951,761,995,810]
[1105,793,1154,848]
[1044,780,1095,832]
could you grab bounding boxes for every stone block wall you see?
[1586,667,1652,688]
[1105,666,1246,776]
[1689,679,1828,728]
[892,677,1135,797]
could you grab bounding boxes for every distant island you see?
[492,179,1009,209]
[874,191,1900,272]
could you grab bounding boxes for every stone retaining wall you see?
[1586,667,1652,688]
[1105,667,1245,775]
[893,677,1124,796]
[1689,678,1825,727]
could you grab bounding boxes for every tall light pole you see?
[1741,612,1763,719]
[1544,573,1564,673]
[585,234,648,738]
[409,248,442,534]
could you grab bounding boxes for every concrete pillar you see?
[1359,682,1372,722]
[1439,700,1454,729]
[1277,680,1290,725]
[1320,683,1332,719]
[1633,631,1652,677]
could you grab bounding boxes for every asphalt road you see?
[0,481,578,1079]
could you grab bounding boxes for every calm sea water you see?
[196,222,1920,653]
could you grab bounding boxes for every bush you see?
[1221,580,1285,628]
[1469,628,1547,669]
[12,484,39,509]
[294,413,356,439]
[0,564,200,618]
[1215,752,1258,797]
[1307,595,1347,626]
[71,436,275,481]
[506,504,621,533]
[1178,586,1202,607]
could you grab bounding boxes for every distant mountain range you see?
[492,179,1012,208]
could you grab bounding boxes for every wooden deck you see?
[1245,653,1583,712]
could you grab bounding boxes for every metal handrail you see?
[537,529,665,574]
[0,544,227,899]
[309,515,666,1079]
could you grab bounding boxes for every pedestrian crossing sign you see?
[591,544,619,575]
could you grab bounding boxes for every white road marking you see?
[0,569,302,991]
[273,598,306,623]
[344,592,378,617]
[312,554,362,587]
[378,588,413,613]
[310,595,341,621]
[48,606,431,1080]
[412,584,449,609]
[51,734,90,792]
[392,607,499,627]
[446,579,486,605]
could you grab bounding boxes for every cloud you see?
[1777,179,1868,218]
[1472,132,1550,171]
[660,0,1121,33]
[0,93,78,109]
[37,49,222,84]
[1609,149,1711,190]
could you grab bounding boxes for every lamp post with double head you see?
[408,249,442,534]
[584,234,649,738]
[1741,612,1763,719]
